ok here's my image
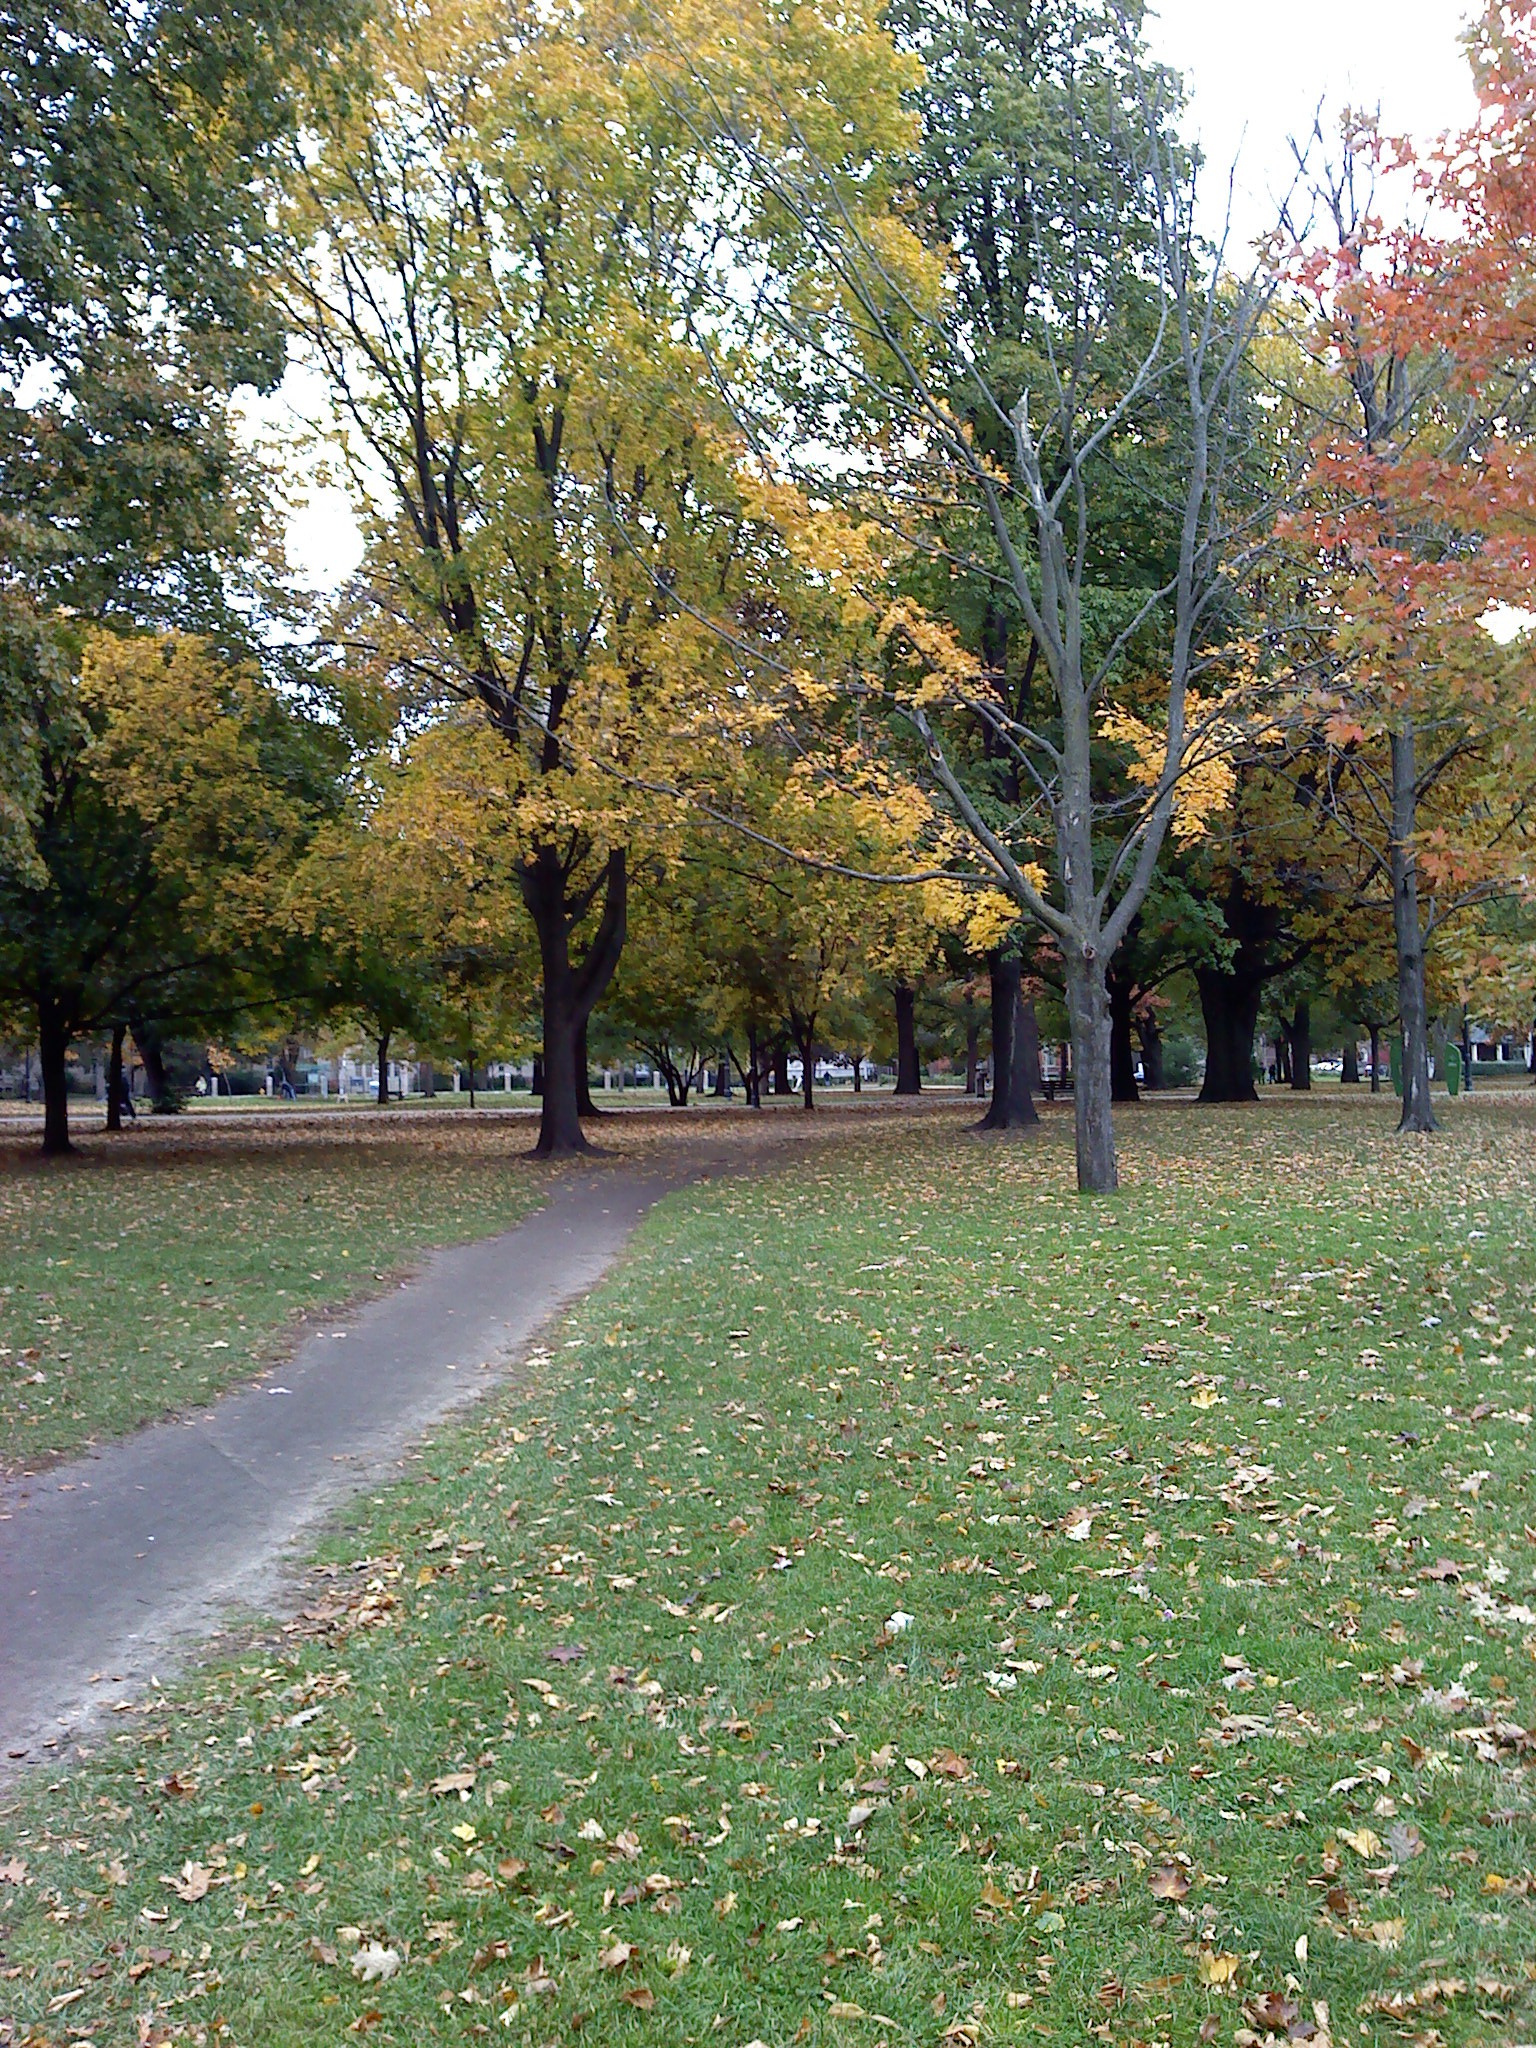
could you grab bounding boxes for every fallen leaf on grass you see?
[622,1985,656,2010]
[351,1943,401,1984]
[1366,1919,1405,1950]
[1386,1821,1424,1862]
[161,1860,210,1903]
[599,1941,636,1970]
[429,1770,475,1798]
[1148,1863,1190,1900]
[1197,1950,1241,1988]
[0,1858,27,1884]
[1339,1827,1382,1859]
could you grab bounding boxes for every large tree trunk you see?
[1108,966,1140,1104]
[1390,724,1437,1134]
[1341,1036,1360,1085]
[1063,955,1117,1190]
[38,991,72,1158]
[376,1030,391,1106]
[1138,1011,1166,1091]
[1196,967,1261,1104]
[1287,1001,1312,1092]
[106,1020,126,1133]
[772,1040,791,1097]
[977,952,1039,1132]
[523,845,628,1157]
[893,983,921,1095]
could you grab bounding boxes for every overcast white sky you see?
[277,0,1485,591]
[1148,0,1481,245]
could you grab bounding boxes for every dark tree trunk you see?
[713,1054,730,1098]
[772,1040,791,1097]
[1196,967,1262,1104]
[133,1016,175,1113]
[735,1024,763,1108]
[530,1057,542,1095]
[793,1026,816,1110]
[1138,1011,1166,1091]
[576,1019,599,1118]
[1341,1036,1360,1085]
[978,952,1039,1132]
[1369,1024,1383,1093]
[522,846,627,1157]
[851,1053,862,1094]
[893,983,921,1095]
[106,1020,126,1133]
[376,1030,391,1106]
[420,1060,436,1098]
[1390,724,1437,1133]
[1287,1001,1312,1091]
[1274,1031,1291,1085]
[1109,966,1140,1104]
[38,992,72,1157]
[964,1019,980,1095]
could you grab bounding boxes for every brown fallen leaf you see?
[621,1985,656,2010]
[162,1860,211,1903]
[429,1770,476,1798]
[0,1858,27,1884]
[929,1748,970,1780]
[599,1941,636,1970]
[1148,1864,1190,1900]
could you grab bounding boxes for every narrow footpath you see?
[0,1154,701,1773]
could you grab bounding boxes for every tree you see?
[1282,72,1536,1132]
[0,633,336,1153]
[280,0,913,1156]
[669,0,1281,1188]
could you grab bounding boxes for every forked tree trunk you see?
[523,845,627,1157]
[38,992,72,1157]
[893,984,921,1095]
[106,1020,126,1133]
[1108,967,1140,1104]
[1064,956,1117,1191]
[1287,1001,1311,1092]
[978,952,1039,1132]
[1196,967,1261,1104]
[1390,724,1437,1134]
[376,1031,391,1106]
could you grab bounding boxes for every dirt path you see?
[0,1152,704,1774]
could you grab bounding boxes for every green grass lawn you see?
[3,1093,1535,2047]
[0,1115,551,1467]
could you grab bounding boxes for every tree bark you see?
[1287,1001,1312,1092]
[977,952,1039,1131]
[1109,965,1140,1103]
[772,1040,791,1097]
[792,1025,816,1109]
[1390,724,1437,1133]
[1196,967,1261,1104]
[1369,1024,1382,1093]
[576,1019,600,1118]
[964,1019,979,1095]
[893,983,921,1095]
[132,1016,175,1113]
[38,991,72,1157]
[420,1060,436,1098]
[523,845,628,1157]
[1138,1010,1165,1091]
[106,1020,126,1133]
[1063,956,1117,1190]
[1341,1036,1360,1085]
[376,1030,391,1106]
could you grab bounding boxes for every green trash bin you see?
[1444,1043,1462,1097]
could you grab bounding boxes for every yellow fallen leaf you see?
[1340,1826,1382,1859]
[1368,1919,1406,1950]
[1197,1950,1241,1988]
